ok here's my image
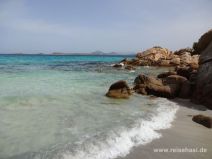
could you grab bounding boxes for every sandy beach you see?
[119,99,212,159]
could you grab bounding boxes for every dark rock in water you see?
[166,75,189,97]
[133,74,171,97]
[125,65,136,70]
[119,58,129,65]
[134,74,163,87]
[192,115,212,128]
[157,71,177,78]
[120,58,128,63]
[134,74,190,99]
[113,63,124,68]
[128,58,141,66]
[106,80,132,98]
[134,74,178,98]
[145,84,176,99]
[133,84,148,95]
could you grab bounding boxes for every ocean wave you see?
[60,98,179,159]
[4,99,179,159]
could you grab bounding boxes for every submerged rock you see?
[113,63,124,68]
[106,80,132,98]
[125,65,136,70]
[192,115,212,128]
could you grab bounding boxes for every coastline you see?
[118,99,212,159]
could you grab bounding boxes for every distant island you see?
[0,51,135,56]
[51,50,135,56]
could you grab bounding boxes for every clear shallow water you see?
[0,55,178,159]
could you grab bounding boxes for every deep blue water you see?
[0,54,134,64]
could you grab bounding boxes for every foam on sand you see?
[62,99,179,159]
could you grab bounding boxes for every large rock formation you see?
[133,74,190,99]
[193,29,212,55]
[106,80,132,98]
[108,29,212,110]
[192,29,212,109]
[114,46,199,67]
[136,46,170,61]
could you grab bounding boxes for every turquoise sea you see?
[0,55,178,159]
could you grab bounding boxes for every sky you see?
[0,0,212,54]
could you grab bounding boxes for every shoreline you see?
[117,99,212,159]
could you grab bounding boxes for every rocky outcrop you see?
[192,30,212,109]
[133,74,173,98]
[199,37,212,64]
[114,46,199,67]
[106,80,132,98]
[192,115,212,128]
[136,46,170,61]
[133,74,190,99]
[108,29,212,110]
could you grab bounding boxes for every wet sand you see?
[119,98,212,159]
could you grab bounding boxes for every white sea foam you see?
[62,99,179,159]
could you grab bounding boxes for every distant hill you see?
[0,51,135,56]
[90,51,119,55]
[49,51,134,56]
